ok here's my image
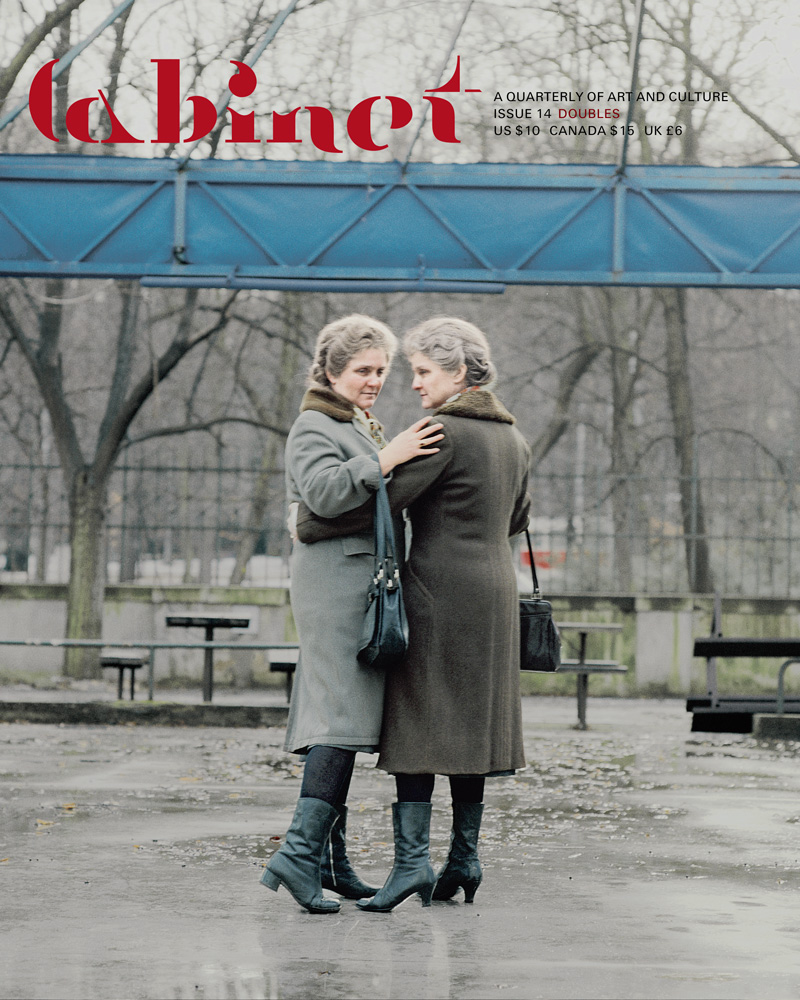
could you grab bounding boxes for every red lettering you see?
[151,59,217,144]
[64,96,98,143]
[27,55,477,151]
[266,108,301,144]
[266,107,342,151]
[424,95,459,143]
[98,91,144,143]
[30,61,142,143]
[225,60,259,144]
[426,57,462,93]
[304,106,342,154]
[347,96,413,151]
[421,57,479,144]
[28,60,59,141]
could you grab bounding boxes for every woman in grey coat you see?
[297,317,531,912]
[260,314,443,914]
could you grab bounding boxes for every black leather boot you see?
[260,797,341,914]
[432,802,483,903]
[357,802,435,912]
[320,804,378,899]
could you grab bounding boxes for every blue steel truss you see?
[1,155,799,290]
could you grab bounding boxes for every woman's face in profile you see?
[408,352,467,410]
[327,348,389,410]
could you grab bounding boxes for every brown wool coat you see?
[297,389,531,775]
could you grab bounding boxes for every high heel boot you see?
[357,802,435,912]
[260,797,341,914]
[320,804,378,899]
[432,802,484,903]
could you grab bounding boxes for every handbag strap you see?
[525,528,540,597]
[372,457,400,587]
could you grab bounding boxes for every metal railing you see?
[0,638,299,702]
[776,660,800,715]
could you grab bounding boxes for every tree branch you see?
[92,290,238,477]
[0,286,83,475]
[529,341,603,468]
[646,8,800,164]
[0,0,90,107]
[95,281,140,454]
[122,415,288,448]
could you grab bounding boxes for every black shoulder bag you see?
[357,465,409,669]
[519,529,561,672]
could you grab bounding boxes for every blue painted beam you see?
[1,155,799,289]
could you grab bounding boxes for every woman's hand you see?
[379,417,444,474]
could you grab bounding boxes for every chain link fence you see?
[0,434,796,595]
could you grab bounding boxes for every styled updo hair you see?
[403,316,497,388]
[308,314,398,387]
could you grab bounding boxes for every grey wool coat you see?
[297,389,532,776]
[283,385,391,755]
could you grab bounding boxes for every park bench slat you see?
[558,659,627,671]
[693,637,800,658]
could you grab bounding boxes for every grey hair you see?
[308,314,398,387]
[403,316,497,388]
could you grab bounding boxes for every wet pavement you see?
[1,696,799,1000]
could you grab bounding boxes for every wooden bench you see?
[687,594,800,732]
[101,654,147,701]
[269,660,296,702]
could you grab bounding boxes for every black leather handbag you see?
[357,462,409,669]
[519,529,561,672]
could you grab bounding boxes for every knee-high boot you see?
[320,804,378,899]
[432,802,484,903]
[357,802,435,912]
[260,797,341,914]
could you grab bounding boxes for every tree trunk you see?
[659,287,715,593]
[610,394,634,591]
[604,289,640,591]
[64,473,108,678]
[530,291,602,469]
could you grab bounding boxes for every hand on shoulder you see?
[378,416,444,474]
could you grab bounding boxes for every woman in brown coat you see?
[297,316,531,912]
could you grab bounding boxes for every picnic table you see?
[165,616,250,702]
[268,623,626,728]
[554,622,627,730]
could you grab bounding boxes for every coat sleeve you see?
[509,430,532,536]
[296,428,455,543]
[287,415,384,518]
[510,490,532,536]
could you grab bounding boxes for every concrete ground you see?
[1,693,799,1000]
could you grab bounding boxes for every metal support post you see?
[203,624,214,702]
[776,659,800,714]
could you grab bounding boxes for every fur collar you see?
[435,389,515,424]
[300,385,356,422]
